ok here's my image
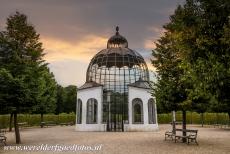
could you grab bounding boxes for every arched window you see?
[148,98,156,124]
[77,99,82,124]
[132,98,143,124]
[86,98,98,124]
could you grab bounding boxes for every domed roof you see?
[90,48,145,68]
[107,26,128,48]
[86,26,149,84]
[89,26,146,68]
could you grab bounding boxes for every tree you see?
[152,0,230,136]
[55,85,77,114]
[151,5,193,142]
[32,67,57,127]
[190,91,210,127]
[174,0,230,121]
[55,85,66,114]
[0,68,30,143]
[0,12,49,143]
[215,16,230,121]
[64,85,77,113]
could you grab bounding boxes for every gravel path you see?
[1,124,229,154]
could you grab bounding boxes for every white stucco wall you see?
[125,86,158,131]
[75,86,106,131]
[76,85,158,132]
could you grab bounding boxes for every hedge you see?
[0,112,229,129]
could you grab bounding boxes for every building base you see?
[75,124,158,132]
[75,124,106,131]
[124,124,158,132]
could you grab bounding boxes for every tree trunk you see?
[216,113,219,124]
[201,113,204,127]
[190,112,193,124]
[182,110,187,143]
[13,112,21,144]
[41,113,44,128]
[9,113,13,132]
[172,111,176,134]
[228,112,230,124]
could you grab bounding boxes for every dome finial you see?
[116,26,119,35]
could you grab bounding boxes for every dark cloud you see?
[0,0,184,45]
[0,0,185,86]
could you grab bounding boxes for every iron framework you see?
[85,27,149,131]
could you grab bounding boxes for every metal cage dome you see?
[86,26,149,93]
[76,27,158,132]
[80,26,151,128]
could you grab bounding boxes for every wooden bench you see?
[18,122,29,128]
[165,122,182,140]
[0,129,7,145]
[165,131,175,141]
[59,122,74,126]
[169,121,182,125]
[213,123,230,129]
[40,121,57,128]
[174,129,198,145]
[213,124,221,128]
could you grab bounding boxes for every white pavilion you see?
[76,27,158,132]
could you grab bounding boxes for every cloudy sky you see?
[0,0,184,87]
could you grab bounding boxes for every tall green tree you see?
[152,0,230,135]
[0,12,54,143]
[55,85,66,114]
[174,0,230,120]
[32,67,57,127]
[55,85,77,114]
[152,5,194,141]
[64,85,77,113]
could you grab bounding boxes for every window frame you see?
[86,98,98,124]
[132,98,144,124]
[148,98,156,124]
[77,99,82,124]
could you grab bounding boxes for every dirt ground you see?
[1,124,229,154]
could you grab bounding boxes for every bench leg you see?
[187,138,198,145]
[0,140,6,146]
[165,135,172,141]
[195,139,198,145]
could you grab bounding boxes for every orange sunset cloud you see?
[41,35,108,63]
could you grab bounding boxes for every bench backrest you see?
[17,122,28,125]
[175,129,198,136]
[175,129,197,132]
[0,129,6,132]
